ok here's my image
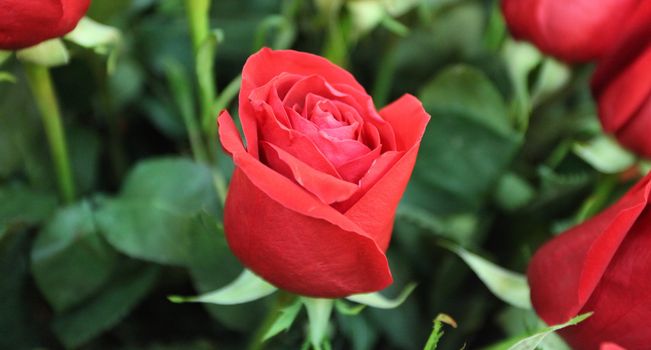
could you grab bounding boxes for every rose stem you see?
[184,0,216,138]
[248,292,297,350]
[574,174,618,223]
[183,0,228,203]
[24,63,75,204]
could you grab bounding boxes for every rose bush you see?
[592,1,651,158]
[217,48,430,298]
[501,0,641,62]
[528,172,651,349]
[0,0,90,50]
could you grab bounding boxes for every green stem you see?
[24,63,75,203]
[575,175,618,223]
[372,41,398,107]
[248,292,296,350]
[185,0,211,54]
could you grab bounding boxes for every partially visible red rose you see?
[528,173,651,349]
[0,0,91,50]
[592,1,651,158]
[218,48,429,298]
[501,0,641,62]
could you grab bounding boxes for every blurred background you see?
[0,0,625,349]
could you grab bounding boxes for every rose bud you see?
[217,48,430,298]
[0,0,91,50]
[592,1,651,158]
[528,173,651,349]
[501,0,641,62]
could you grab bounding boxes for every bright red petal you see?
[0,0,89,49]
[218,110,392,297]
[261,142,358,204]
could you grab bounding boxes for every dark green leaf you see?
[52,262,159,349]
[31,201,118,312]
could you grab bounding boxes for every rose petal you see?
[0,0,90,49]
[379,94,430,151]
[224,169,392,297]
[502,0,640,62]
[528,174,651,326]
[339,95,430,250]
[336,146,382,184]
[218,111,392,297]
[536,0,637,61]
[592,2,651,133]
[219,111,382,241]
[262,141,359,204]
[613,96,651,158]
[558,203,651,349]
[253,105,342,178]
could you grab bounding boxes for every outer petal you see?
[529,175,651,323]
[502,0,640,62]
[592,1,651,156]
[239,48,368,158]
[218,111,392,297]
[613,97,651,158]
[342,95,430,250]
[559,208,651,349]
[528,174,651,349]
[536,0,639,62]
[381,94,431,152]
[0,0,90,50]
[501,0,543,46]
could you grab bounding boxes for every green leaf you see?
[185,215,263,331]
[52,262,159,349]
[506,313,592,350]
[412,66,522,214]
[443,243,532,309]
[302,298,335,350]
[16,39,70,67]
[493,173,536,211]
[335,300,366,316]
[531,58,570,106]
[346,283,416,309]
[120,158,218,212]
[573,135,636,174]
[0,51,11,66]
[263,298,304,340]
[96,199,212,266]
[0,230,40,349]
[31,201,118,312]
[0,185,57,229]
[64,17,121,55]
[0,71,15,83]
[95,158,222,267]
[419,65,512,136]
[169,269,276,305]
[424,314,457,350]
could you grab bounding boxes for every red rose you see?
[528,173,651,349]
[501,0,641,62]
[592,2,651,158]
[0,0,91,50]
[217,48,430,298]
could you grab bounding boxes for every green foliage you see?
[0,0,638,349]
[52,262,160,348]
[31,201,118,312]
[95,158,220,266]
[442,243,531,309]
[423,314,457,350]
[409,64,521,214]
